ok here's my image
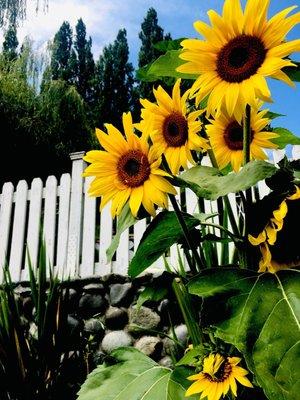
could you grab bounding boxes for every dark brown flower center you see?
[163,113,188,147]
[205,360,232,383]
[117,150,150,187]
[217,35,267,83]
[224,121,253,150]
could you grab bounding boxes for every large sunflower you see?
[138,79,209,175]
[248,186,300,273]
[206,102,278,172]
[186,353,253,400]
[83,112,176,218]
[177,0,300,122]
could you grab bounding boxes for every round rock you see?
[134,336,163,359]
[101,331,133,353]
[109,283,133,307]
[84,318,105,336]
[79,293,107,318]
[105,306,128,330]
[129,306,160,331]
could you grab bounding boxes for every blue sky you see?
[2,0,300,137]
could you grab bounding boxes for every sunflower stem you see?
[242,104,253,267]
[169,194,204,273]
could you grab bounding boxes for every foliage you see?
[77,347,197,400]
[0,244,86,400]
[189,268,300,400]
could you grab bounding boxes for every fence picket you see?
[0,182,14,280]
[81,177,96,277]
[115,226,129,275]
[43,176,58,271]
[97,204,112,276]
[56,173,71,278]
[9,181,28,281]
[22,178,43,281]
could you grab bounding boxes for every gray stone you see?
[105,306,128,330]
[83,283,105,294]
[14,285,31,297]
[101,331,132,353]
[102,274,128,285]
[159,356,173,368]
[134,336,163,359]
[129,306,160,331]
[79,293,107,318]
[162,337,175,356]
[22,296,33,320]
[29,322,38,340]
[84,318,105,335]
[174,324,188,345]
[110,283,133,307]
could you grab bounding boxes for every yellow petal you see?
[129,186,144,217]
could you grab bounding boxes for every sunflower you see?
[83,112,176,218]
[177,0,300,122]
[248,186,300,273]
[138,79,210,175]
[206,102,278,172]
[186,353,253,400]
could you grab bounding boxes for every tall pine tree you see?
[95,29,134,130]
[74,18,95,105]
[2,23,18,61]
[138,8,170,100]
[49,21,74,83]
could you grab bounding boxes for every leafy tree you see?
[73,18,95,105]
[49,21,74,83]
[138,7,171,101]
[95,29,134,130]
[2,23,18,61]
[0,0,48,27]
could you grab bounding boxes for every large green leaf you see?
[283,62,300,82]
[189,268,300,400]
[77,347,196,400]
[128,211,209,278]
[106,204,137,262]
[153,38,186,52]
[173,160,277,200]
[272,127,300,149]
[136,50,197,82]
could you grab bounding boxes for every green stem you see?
[172,278,203,347]
[207,149,240,237]
[169,194,204,273]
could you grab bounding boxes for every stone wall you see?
[14,272,188,369]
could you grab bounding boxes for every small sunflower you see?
[249,186,300,273]
[177,0,300,121]
[83,112,176,218]
[206,102,278,172]
[186,353,253,400]
[138,79,210,175]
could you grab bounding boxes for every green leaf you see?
[176,345,205,367]
[272,127,300,149]
[283,61,300,82]
[106,204,137,262]
[136,285,168,309]
[128,211,202,278]
[265,111,285,120]
[153,38,185,52]
[136,50,197,82]
[189,268,300,400]
[173,160,277,200]
[78,347,197,400]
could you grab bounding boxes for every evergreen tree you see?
[95,29,134,130]
[138,7,170,101]
[73,18,95,105]
[49,21,74,83]
[2,23,18,61]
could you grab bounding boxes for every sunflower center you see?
[217,35,267,83]
[224,121,253,150]
[117,150,150,188]
[163,113,188,147]
[205,360,232,383]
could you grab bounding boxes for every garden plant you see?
[81,0,300,399]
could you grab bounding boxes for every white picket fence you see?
[0,148,299,282]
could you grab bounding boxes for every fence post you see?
[66,151,86,277]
